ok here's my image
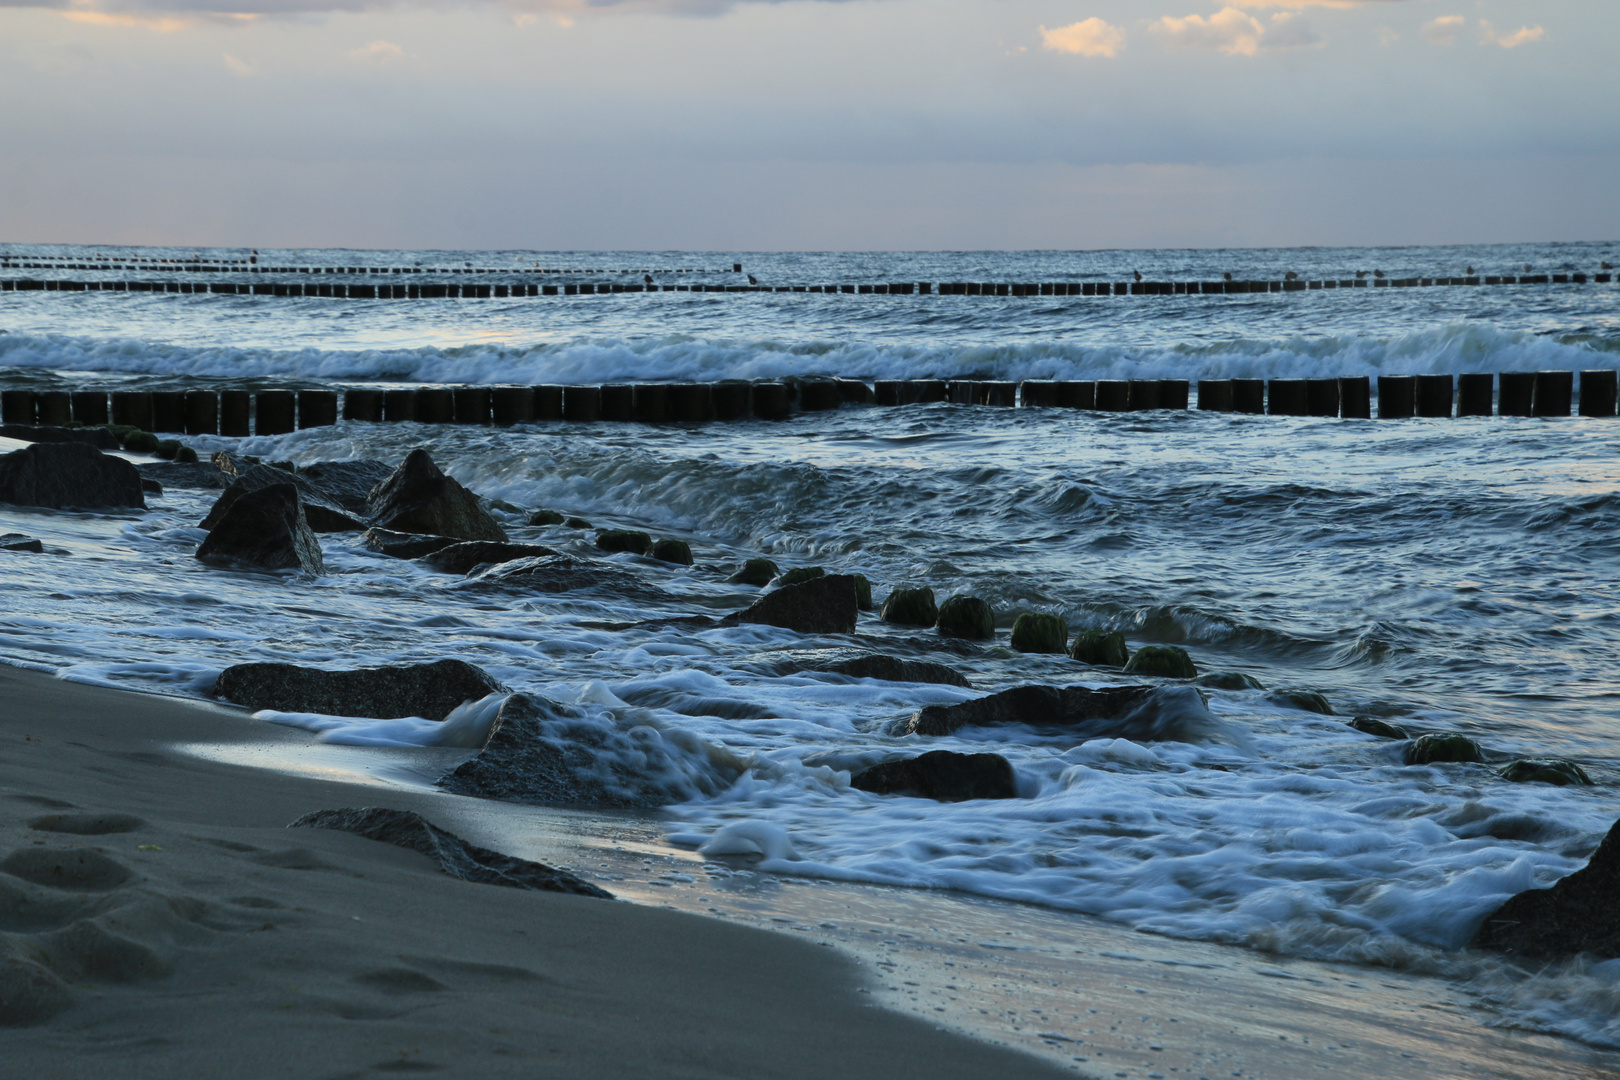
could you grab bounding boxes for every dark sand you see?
[0,665,1070,1079]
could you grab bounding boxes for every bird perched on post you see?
[1603,262,1614,270]
[748,275,758,286]
[1285,271,1299,281]
[1466,266,1475,275]
[1223,272,1234,282]
[1133,270,1143,282]
[644,274,653,286]
[1373,270,1385,279]
[1356,270,1368,280]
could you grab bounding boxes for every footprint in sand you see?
[29,812,146,836]
[0,848,135,892]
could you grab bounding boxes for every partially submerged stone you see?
[1500,759,1592,786]
[1011,613,1068,654]
[880,586,937,628]
[0,441,145,511]
[464,555,668,602]
[775,566,825,588]
[1348,716,1409,740]
[720,574,859,636]
[899,683,1155,737]
[361,527,460,560]
[419,541,558,575]
[651,538,694,565]
[195,484,324,575]
[215,658,503,720]
[200,464,362,533]
[1473,816,1620,960]
[851,750,1016,802]
[1406,732,1484,766]
[1069,629,1129,667]
[596,529,652,555]
[818,654,971,688]
[1197,671,1264,691]
[296,459,394,515]
[1123,644,1198,679]
[528,509,566,526]
[936,596,994,640]
[852,574,874,611]
[728,558,779,587]
[0,533,45,554]
[1268,689,1333,715]
[367,448,507,542]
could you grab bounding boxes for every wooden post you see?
[1305,378,1340,417]
[1457,374,1493,417]
[1498,373,1535,417]
[1578,370,1618,417]
[255,390,295,435]
[1338,377,1372,419]
[298,389,339,428]
[71,391,109,426]
[184,390,219,434]
[1377,377,1416,419]
[1197,380,1233,412]
[1232,379,1265,414]
[562,385,601,422]
[220,391,251,436]
[1533,371,1573,416]
[1267,379,1307,416]
[1416,375,1453,418]
[491,387,535,426]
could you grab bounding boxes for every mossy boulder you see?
[154,439,182,461]
[528,509,565,526]
[777,566,825,588]
[565,516,591,529]
[1268,690,1333,715]
[1349,716,1409,740]
[937,596,994,640]
[123,430,159,454]
[596,529,652,556]
[1406,733,1484,766]
[880,587,937,628]
[174,445,199,464]
[1123,645,1197,679]
[1069,629,1128,667]
[1197,671,1264,691]
[651,538,693,565]
[728,558,779,587]
[853,574,874,611]
[1500,759,1592,786]
[1010,613,1068,654]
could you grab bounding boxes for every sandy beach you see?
[0,664,1075,1079]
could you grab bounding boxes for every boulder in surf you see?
[851,750,1017,802]
[1011,613,1068,654]
[195,484,324,575]
[1473,816,1620,960]
[215,658,502,719]
[200,463,362,533]
[0,441,145,511]
[366,448,507,542]
[1123,644,1198,679]
[880,586,937,628]
[721,574,859,636]
[936,595,994,640]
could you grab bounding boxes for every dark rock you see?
[1473,817,1620,960]
[0,442,145,510]
[1268,690,1333,714]
[289,806,611,899]
[439,693,740,809]
[881,586,937,627]
[154,439,183,461]
[937,596,994,640]
[651,538,693,565]
[1500,759,1592,786]
[1349,716,1409,740]
[215,659,503,719]
[1011,613,1068,654]
[366,449,507,543]
[565,516,591,529]
[200,464,362,533]
[776,566,824,588]
[596,529,652,555]
[528,509,565,526]
[901,684,1152,737]
[720,574,859,635]
[0,423,120,450]
[1069,629,1129,667]
[1197,671,1264,691]
[419,541,558,575]
[853,574,873,611]
[136,461,231,491]
[1123,644,1198,679]
[851,750,1017,801]
[360,527,460,560]
[1406,733,1485,766]
[124,431,159,454]
[0,533,44,554]
[464,554,668,602]
[728,558,779,586]
[819,654,971,688]
[297,459,394,515]
[141,478,163,495]
[195,485,324,574]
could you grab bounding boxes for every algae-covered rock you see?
[529,509,565,526]
[937,596,994,640]
[1123,645,1198,679]
[853,574,874,612]
[1069,629,1128,667]
[1501,759,1592,786]
[776,566,825,588]
[1349,716,1409,740]
[155,439,183,461]
[881,586,937,628]
[596,529,652,556]
[728,558,779,587]
[1406,733,1484,766]
[565,516,591,529]
[1197,671,1264,691]
[1268,690,1333,715]
[124,430,159,454]
[651,538,693,565]
[1010,613,1067,654]
[720,574,859,636]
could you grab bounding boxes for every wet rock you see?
[720,574,860,636]
[1500,759,1592,786]
[439,693,739,809]
[0,423,120,450]
[297,459,394,515]
[0,442,145,511]
[136,461,230,491]
[880,586,937,628]
[900,683,1156,737]
[851,750,1017,802]
[1123,644,1198,679]
[728,558,779,587]
[141,478,163,496]
[1349,716,1409,740]
[153,439,192,462]
[123,431,159,454]
[195,485,324,575]
[595,529,652,555]
[853,574,874,611]
[936,595,994,640]
[1473,816,1620,960]
[651,538,693,565]
[366,449,507,543]
[1268,690,1333,714]
[1069,629,1129,667]
[1011,613,1068,654]
[1197,671,1264,691]
[775,566,824,588]
[215,659,503,719]
[360,527,460,560]
[818,653,971,688]
[0,533,45,554]
[528,509,566,526]
[200,464,362,533]
[1406,733,1485,766]
[419,541,558,576]
[565,516,591,529]
[289,806,611,899]
[464,554,668,602]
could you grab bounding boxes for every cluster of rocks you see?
[1344,716,1592,788]
[1,420,198,462]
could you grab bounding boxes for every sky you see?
[1,0,1616,250]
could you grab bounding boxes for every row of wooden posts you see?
[0,262,741,276]
[1,272,1614,301]
[1,372,1615,437]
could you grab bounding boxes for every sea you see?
[2,241,1620,1077]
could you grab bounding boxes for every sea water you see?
[2,241,1619,1059]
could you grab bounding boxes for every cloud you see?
[222,51,258,73]
[59,8,199,28]
[1039,17,1124,58]
[1420,15,1465,46]
[1479,20,1544,49]
[348,39,404,59]
[1376,25,1398,46]
[1148,7,1320,56]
